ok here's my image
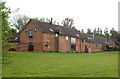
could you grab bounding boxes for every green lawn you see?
[2,51,118,77]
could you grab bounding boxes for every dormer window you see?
[34,27,37,32]
[45,42,48,47]
[26,28,28,32]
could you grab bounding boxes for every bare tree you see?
[61,18,75,28]
[11,14,29,32]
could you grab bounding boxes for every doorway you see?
[85,45,88,53]
[28,42,34,51]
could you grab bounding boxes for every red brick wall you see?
[80,39,103,53]
[18,20,114,52]
[88,42,103,52]
[81,39,86,52]
[19,21,43,52]
[59,35,71,52]
[76,38,81,52]
[43,33,56,52]
[59,35,81,52]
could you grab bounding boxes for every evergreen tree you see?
[1,1,12,49]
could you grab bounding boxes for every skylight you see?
[76,34,79,37]
[50,28,54,32]
[87,37,92,40]
[90,37,92,39]
[87,37,89,39]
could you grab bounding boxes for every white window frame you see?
[55,34,58,37]
[71,37,76,43]
[66,36,69,40]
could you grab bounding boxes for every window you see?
[76,34,79,37]
[71,38,76,43]
[71,38,76,51]
[87,37,89,39]
[90,37,92,39]
[29,30,33,38]
[71,44,76,51]
[55,34,58,37]
[82,39,84,42]
[26,28,28,32]
[15,37,19,40]
[96,44,97,47]
[50,28,54,32]
[34,27,37,32]
[66,36,68,40]
[45,42,48,47]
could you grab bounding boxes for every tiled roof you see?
[25,19,115,45]
[32,19,80,38]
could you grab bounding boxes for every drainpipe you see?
[93,33,94,41]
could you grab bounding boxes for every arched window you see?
[29,30,33,38]
[26,28,28,32]
[45,42,48,47]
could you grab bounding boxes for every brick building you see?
[10,19,115,53]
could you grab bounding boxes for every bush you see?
[42,50,45,52]
[49,51,53,52]
[9,48,16,51]
[117,46,120,51]
[66,51,69,53]
[75,51,78,53]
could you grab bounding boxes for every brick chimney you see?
[107,36,109,42]
[50,18,53,24]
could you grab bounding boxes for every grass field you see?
[2,51,118,77]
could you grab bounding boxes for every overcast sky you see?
[5,0,119,33]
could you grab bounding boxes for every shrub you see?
[49,51,53,52]
[66,51,69,53]
[75,51,78,53]
[9,48,16,51]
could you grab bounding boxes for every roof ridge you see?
[31,19,114,45]
[31,19,78,31]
